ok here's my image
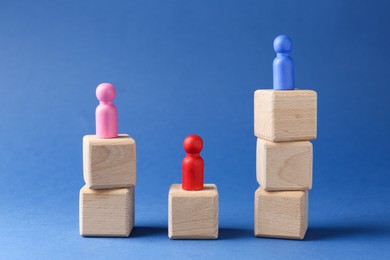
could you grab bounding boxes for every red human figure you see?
[182,135,204,191]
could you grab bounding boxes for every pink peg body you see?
[95,83,118,139]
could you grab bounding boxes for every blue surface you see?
[273,35,294,90]
[0,0,389,259]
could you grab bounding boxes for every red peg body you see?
[182,135,204,191]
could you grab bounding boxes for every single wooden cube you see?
[254,187,308,240]
[83,134,136,189]
[254,89,317,142]
[79,185,134,237]
[257,138,312,191]
[168,184,218,239]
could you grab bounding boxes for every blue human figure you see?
[273,35,294,90]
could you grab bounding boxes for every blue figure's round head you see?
[274,35,292,53]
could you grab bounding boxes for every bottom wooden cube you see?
[254,187,308,240]
[168,184,218,239]
[79,185,134,237]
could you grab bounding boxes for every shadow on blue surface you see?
[131,226,167,238]
[130,226,254,240]
[219,228,253,240]
[305,225,387,241]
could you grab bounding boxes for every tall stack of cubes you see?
[79,83,137,237]
[253,36,317,240]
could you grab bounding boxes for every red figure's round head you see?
[183,135,203,154]
[96,83,116,102]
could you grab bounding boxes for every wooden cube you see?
[257,138,312,191]
[254,89,317,142]
[83,134,136,189]
[254,187,308,240]
[79,185,134,237]
[168,184,218,239]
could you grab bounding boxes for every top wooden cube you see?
[83,134,136,189]
[254,90,317,142]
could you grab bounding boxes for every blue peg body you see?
[273,35,294,90]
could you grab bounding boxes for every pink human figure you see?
[95,83,118,139]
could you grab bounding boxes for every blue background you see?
[0,0,389,259]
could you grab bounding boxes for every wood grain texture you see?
[79,185,134,237]
[83,134,136,189]
[168,184,218,239]
[254,187,308,240]
[257,138,312,191]
[254,89,317,142]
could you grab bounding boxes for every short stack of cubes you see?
[254,89,317,239]
[79,134,137,237]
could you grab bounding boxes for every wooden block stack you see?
[79,83,137,237]
[253,35,317,240]
[253,90,317,240]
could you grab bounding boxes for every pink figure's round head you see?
[96,83,116,102]
[183,135,203,154]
